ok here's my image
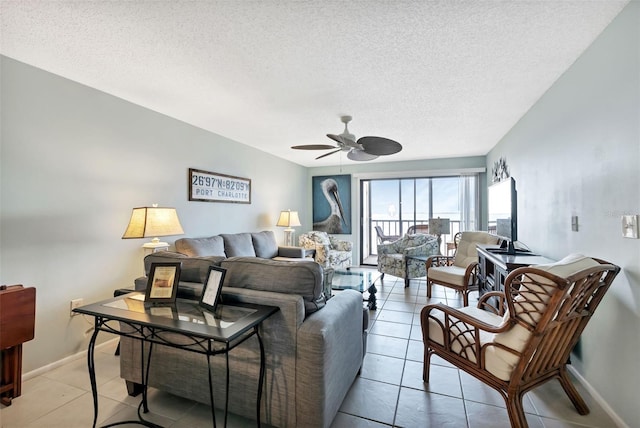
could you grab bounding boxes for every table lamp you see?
[429,217,451,254]
[276,209,301,247]
[122,205,185,254]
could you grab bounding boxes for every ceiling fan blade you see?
[347,149,379,161]
[315,148,341,160]
[291,144,337,150]
[358,136,402,156]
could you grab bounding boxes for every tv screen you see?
[488,177,517,253]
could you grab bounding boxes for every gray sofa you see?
[133,230,312,298]
[121,232,367,427]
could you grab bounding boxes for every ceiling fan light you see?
[347,149,378,161]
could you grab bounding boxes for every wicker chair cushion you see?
[492,254,600,378]
[453,231,499,268]
[426,265,468,286]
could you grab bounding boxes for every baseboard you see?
[567,365,629,428]
[22,338,119,381]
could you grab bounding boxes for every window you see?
[362,175,479,265]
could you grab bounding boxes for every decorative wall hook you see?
[492,157,510,182]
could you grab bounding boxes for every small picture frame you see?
[145,262,181,304]
[622,215,639,239]
[199,266,226,313]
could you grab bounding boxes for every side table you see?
[0,285,36,406]
[74,294,278,428]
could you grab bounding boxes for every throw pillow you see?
[221,233,257,257]
[175,236,226,257]
[251,231,279,259]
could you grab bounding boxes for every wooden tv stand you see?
[477,246,555,308]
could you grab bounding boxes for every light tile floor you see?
[0,273,618,427]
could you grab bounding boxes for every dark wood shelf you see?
[477,246,555,309]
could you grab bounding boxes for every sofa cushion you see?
[221,257,325,315]
[221,233,257,257]
[143,251,224,283]
[175,236,226,257]
[251,231,279,259]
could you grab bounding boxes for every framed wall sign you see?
[145,262,181,305]
[199,266,226,313]
[189,168,251,204]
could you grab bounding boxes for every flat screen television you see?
[488,177,518,255]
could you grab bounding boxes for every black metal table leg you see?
[206,353,217,428]
[224,350,230,427]
[88,319,101,428]
[256,327,266,428]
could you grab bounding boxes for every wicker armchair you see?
[407,224,429,234]
[425,231,500,306]
[421,254,620,428]
[374,226,400,244]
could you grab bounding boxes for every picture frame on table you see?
[199,266,226,313]
[145,262,181,305]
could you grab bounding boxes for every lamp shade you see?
[122,207,185,240]
[429,218,451,236]
[276,210,301,228]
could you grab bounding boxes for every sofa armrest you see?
[329,236,353,252]
[312,243,331,267]
[277,246,315,258]
[221,287,306,331]
[403,241,439,257]
[296,290,364,426]
[377,241,398,254]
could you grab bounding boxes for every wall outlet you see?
[70,298,84,317]
[571,216,579,232]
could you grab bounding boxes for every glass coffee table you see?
[331,268,380,310]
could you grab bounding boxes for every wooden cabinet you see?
[477,246,554,308]
[0,285,36,406]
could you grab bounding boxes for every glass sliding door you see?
[361,174,478,266]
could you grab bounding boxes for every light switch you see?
[622,215,639,238]
[571,216,579,232]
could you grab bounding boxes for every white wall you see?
[487,3,639,425]
[0,56,308,372]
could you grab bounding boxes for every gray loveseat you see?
[121,232,367,427]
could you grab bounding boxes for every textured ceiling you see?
[0,1,629,167]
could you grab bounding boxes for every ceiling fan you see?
[291,115,402,161]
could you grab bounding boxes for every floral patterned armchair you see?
[377,234,439,287]
[299,231,353,270]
